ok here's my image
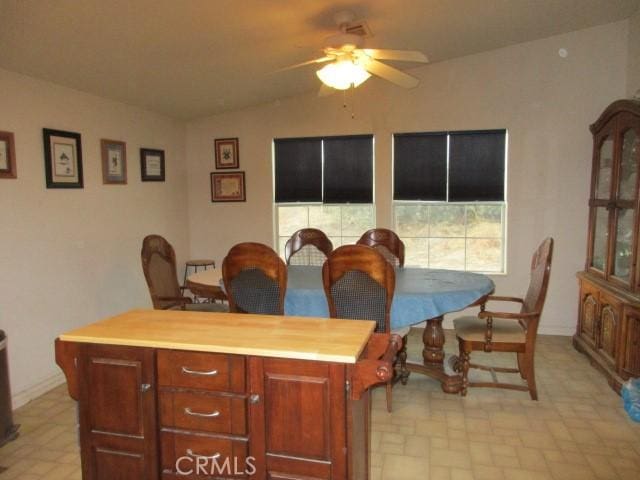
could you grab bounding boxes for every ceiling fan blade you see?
[364,59,420,88]
[273,56,334,73]
[318,84,335,97]
[362,49,428,63]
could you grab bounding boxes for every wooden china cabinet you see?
[575,99,640,392]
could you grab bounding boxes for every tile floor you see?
[0,329,639,479]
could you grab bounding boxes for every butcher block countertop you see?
[58,309,376,363]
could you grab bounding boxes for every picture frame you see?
[214,137,239,169]
[211,171,246,202]
[43,128,83,189]
[101,139,127,185]
[0,130,17,179]
[140,148,165,182]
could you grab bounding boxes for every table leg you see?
[422,316,445,365]
[403,316,464,394]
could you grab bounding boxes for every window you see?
[393,130,507,272]
[274,135,375,256]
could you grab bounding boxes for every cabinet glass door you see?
[612,208,634,281]
[595,138,614,199]
[617,130,638,201]
[591,207,609,271]
[612,129,639,283]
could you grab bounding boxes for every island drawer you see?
[160,430,249,478]
[159,390,247,435]
[158,350,246,393]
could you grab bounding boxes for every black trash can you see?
[0,330,19,447]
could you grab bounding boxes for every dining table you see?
[186,265,495,393]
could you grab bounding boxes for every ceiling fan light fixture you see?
[316,59,371,90]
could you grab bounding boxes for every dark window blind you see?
[449,130,505,201]
[274,138,322,203]
[394,133,447,201]
[323,135,373,203]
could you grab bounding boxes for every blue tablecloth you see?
[285,266,495,330]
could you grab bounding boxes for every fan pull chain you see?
[341,88,356,119]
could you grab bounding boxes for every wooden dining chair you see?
[284,228,333,266]
[141,235,227,312]
[357,228,405,267]
[453,237,554,400]
[322,244,397,411]
[222,242,287,315]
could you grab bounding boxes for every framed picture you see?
[101,139,127,184]
[0,130,17,179]
[140,148,165,182]
[211,171,246,202]
[214,137,239,169]
[43,128,83,188]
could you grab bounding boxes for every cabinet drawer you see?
[158,350,245,393]
[161,431,249,478]
[160,391,247,435]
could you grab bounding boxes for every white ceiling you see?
[1,0,638,120]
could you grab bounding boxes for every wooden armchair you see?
[453,237,554,399]
[322,245,397,411]
[222,242,287,315]
[357,228,405,267]
[285,228,333,266]
[141,235,227,312]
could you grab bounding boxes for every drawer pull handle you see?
[181,366,219,376]
[186,448,221,459]
[184,407,221,418]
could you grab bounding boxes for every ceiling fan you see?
[280,11,428,91]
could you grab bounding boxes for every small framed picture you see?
[214,137,239,169]
[211,171,246,202]
[43,128,83,189]
[140,148,165,182]
[0,130,17,179]
[101,139,127,184]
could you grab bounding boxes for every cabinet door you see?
[597,293,622,367]
[578,282,599,349]
[622,308,640,378]
[611,124,640,287]
[78,343,158,480]
[248,357,347,480]
[588,129,615,274]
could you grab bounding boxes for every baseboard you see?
[12,372,66,409]
[537,325,574,336]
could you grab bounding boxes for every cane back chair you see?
[284,228,333,266]
[356,228,405,267]
[322,244,397,411]
[222,242,287,315]
[141,235,227,312]
[453,237,554,400]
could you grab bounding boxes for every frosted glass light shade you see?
[316,60,371,90]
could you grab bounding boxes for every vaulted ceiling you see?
[1,0,638,119]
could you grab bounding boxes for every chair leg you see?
[399,334,409,385]
[523,352,538,400]
[386,381,393,413]
[453,340,465,373]
[517,352,527,379]
[460,349,470,396]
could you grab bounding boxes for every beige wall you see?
[0,68,189,405]
[186,22,628,336]
[628,8,640,96]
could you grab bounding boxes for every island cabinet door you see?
[247,357,349,480]
[77,343,158,480]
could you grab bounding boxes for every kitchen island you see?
[55,309,400,479]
